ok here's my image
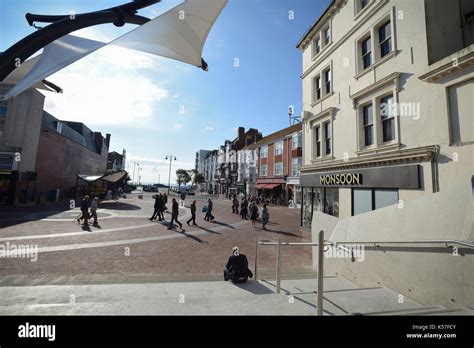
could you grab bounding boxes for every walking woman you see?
[250,202,258,229]
[261,204,269,230]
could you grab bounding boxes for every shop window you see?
[352,188,398,215]
[274,141,283,156]
[274,162,283,176]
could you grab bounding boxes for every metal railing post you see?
[276,237,282,294]
[254,237,259,281]
[317,230,324,316]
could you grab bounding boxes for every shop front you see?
[300,164,420,228]
[286,176,301,208]
[256,178,286,205]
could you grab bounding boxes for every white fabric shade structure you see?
[78,170,128,184]
[1,0,227,101]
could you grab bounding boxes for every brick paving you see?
[0,192,313,284]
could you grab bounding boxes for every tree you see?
[193,172,205,186]
[176,169,192,189]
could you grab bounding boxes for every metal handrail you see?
[254,235,474,316]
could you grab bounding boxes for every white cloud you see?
[204,126,215,131]
[173,124,184,129]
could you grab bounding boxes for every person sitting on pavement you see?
[224,247,253,283]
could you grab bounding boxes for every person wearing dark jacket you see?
[168,198,183,230]
[204,198,215,221]
[224,247,253,283]
[240,198,248,220]
[77,195,90,225]
[187,200,197,225]
[149,194,163,221]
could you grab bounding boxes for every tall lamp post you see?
[132,162,139,185]
[138,167,143,185]
[165,155,176,195]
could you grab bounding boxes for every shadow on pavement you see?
[209,221,235,229]
[98,202,141,210]
[196,225,221,234]
[233,281,275,295]
[259,229,303,238]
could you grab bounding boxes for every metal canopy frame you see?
[0,0,180,82]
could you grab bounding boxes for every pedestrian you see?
[223,246,253,283]
[168,198,183,230]
[232,195,239,214]
[149,194,160,221]
[90,197,99,225]
[204,198,215,221]
[77,195,90,225]
[163,193,168,205]
[250,202,258,228]
[240,197,248,220]
[157,193,165,221]
[187,200,197,226]
[261,204,269,230]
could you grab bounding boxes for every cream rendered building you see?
[298,0,473,226]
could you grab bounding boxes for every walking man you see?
[90,197,99,225]
[204,198,215,221]
[262,204,269,230]
[240,197,248,220]
[157,193,165,221]
[77,195,90,225]
[149,194,161,221]
[187,200,197,226]
[168,198,183,230]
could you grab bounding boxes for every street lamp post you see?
[138,167,143,185]
[132,162,139,185]
[165,155,176,195]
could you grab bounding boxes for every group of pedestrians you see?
[149,193,168,222]
[230,194,270,230]
[77,195,99,226]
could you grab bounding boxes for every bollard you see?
[317,230,324,316]
[276,237,282,294]
[254,237,259,281]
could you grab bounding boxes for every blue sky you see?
[0,0,330,183]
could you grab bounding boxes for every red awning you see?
[264,183,282,189]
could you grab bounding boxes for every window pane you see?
[379,21,391,42]
[381,39,391,57]
[361,0,369,9]
[363,54,371,68]
[382,118,394,142]
[353,189,372,215]
[364,124,373,146]
[375,189,398,209]
[361,37,371,54]
[380,95,393,119]
[324,188,339,217]
[363,104,373,125]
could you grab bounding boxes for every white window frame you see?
[260,164,268,177]
[355,10,397,78]
[308,110,334,161]
[312,61,333,105]
[354,0,373,18]
[274,141,283,156]
[274,162,283,176]
[291,157,302,176]
[260,145,268,159]
[292,132,302,149]
[311,21,332,60]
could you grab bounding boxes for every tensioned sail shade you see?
[1,0,227,100]
[2,35,105,100]
[111,0,227,68]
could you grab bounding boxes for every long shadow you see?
[180,230,207,243]
[98,202,141,211]
[259,228,303,238]
[209,220,235,229]
[196,225,221,235]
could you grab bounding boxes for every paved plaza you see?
[0,192,313,285]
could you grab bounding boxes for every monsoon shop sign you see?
[319,173,362,186]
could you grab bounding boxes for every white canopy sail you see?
[1,0,227,100]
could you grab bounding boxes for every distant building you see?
[0,84,110,204]
[252,123,302,205]
[107,149,126,171]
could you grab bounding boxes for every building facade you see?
[107,149,126,171]
[297,0,474,227]
[0,82,111,204]
[253,123,303,205]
